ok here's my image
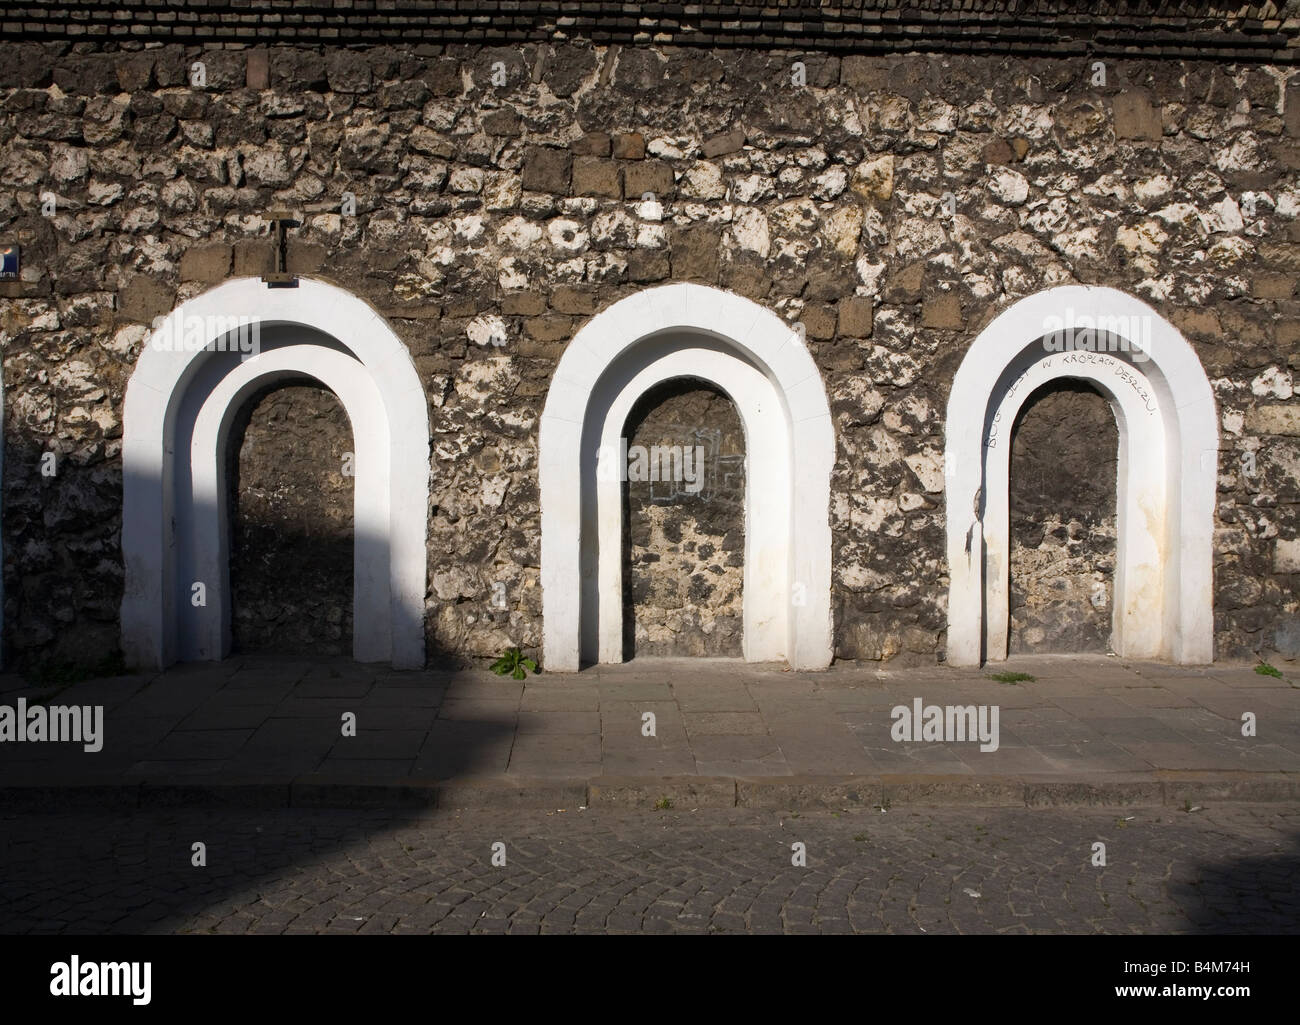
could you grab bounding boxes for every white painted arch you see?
[539,283,835,672]
[121,277,430,670]
[944,285,1218,666]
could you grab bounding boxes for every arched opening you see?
[620,378,746,659]
[121,278,430,670]
[945,286,1218,666]
[228,382,355,655]
[1007,380,1118,654]
[540,283,835,672]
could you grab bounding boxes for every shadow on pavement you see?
[1165,826,1300,934]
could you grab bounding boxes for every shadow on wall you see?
[117,427,459,671]
[4,276,437,678]
[2,429,124,677]
[225,381,355,657]
[0,423,465,675]
[118,279,432,673]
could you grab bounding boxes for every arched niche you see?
[120,277,430,670]
[539,283,835,672]
[945,286,1218,666]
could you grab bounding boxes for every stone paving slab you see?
[0,652,1296,809]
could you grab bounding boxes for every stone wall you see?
[1,39,1298,670]
[1008,381,1119,654]
[623,381,746,658]
[228,383,354,655]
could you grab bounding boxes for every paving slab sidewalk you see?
[1,653,1297,810]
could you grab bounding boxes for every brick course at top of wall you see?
[3,0,1300,63]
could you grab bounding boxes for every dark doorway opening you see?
[228,382,354,655]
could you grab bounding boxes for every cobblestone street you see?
[2,804,1297,934]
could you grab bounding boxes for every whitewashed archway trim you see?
[121,277,429,670]
[539,283,835,672]
[944,286,1217,666]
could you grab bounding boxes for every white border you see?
[944,285,1218,666]
[539,283,835,671]
[120,277,430,670]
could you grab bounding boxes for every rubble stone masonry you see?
[1,31,1298,670]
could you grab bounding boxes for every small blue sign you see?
[0,244,18,280]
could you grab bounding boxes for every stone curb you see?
[0,773,1295,811]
